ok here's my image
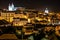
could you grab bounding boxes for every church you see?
[8,3,24,11]
[8,3,16,11]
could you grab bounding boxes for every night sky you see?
[0,0,60,12]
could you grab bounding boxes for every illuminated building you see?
[45,8,49,13]
[8,3,15,11]
[8,3,25,11]
[0,4,60,26]
[13,18,28,26]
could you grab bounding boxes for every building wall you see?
[0,12,14,22]
[0,10,60,26]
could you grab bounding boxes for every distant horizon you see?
[0,0,60,12]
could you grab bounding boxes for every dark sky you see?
[0,0,60,12]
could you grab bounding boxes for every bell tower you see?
[8,3,14,11]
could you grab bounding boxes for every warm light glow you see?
[16,30,21,34]
[55,26,60,36]
[39,13,42,14]
[48,19,51,22]
[28,19,31,23]
[36,17,43,21]
[24,16,27,19]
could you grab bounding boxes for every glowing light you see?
[8,3,15,11]
[28,19,30,23]
[45,8,49,13]
[59,22,60,24]
[48,19,51,22]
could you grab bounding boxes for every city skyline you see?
[0,0,60,40]
[0,0,60,12]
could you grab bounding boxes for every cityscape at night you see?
[0,0,60,40]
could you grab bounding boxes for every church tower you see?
[8,3,14,11]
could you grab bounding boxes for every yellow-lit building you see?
[0,8,60,26]
[0,11,15,22]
